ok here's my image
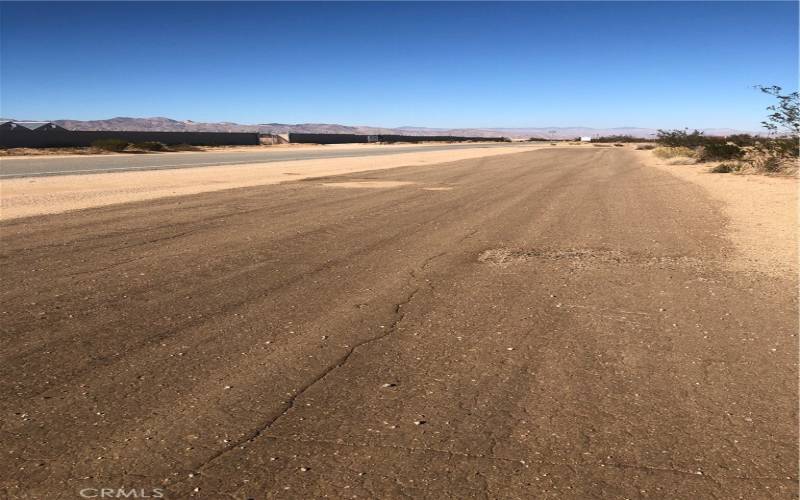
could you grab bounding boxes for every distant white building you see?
[580,136,592,142]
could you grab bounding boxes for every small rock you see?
[381,383,397,388]
[414,420,426,425]
[299,466,310,472]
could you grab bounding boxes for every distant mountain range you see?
[1,116,756,139]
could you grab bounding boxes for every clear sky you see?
[1,1,797,130]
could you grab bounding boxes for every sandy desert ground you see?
[639,150,797,276]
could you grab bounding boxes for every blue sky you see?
[1,2,797,130]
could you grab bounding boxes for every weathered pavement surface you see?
[1,149,797,499]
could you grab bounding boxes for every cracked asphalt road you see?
[1,148,797,499]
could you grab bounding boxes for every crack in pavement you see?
[175,284,423,487]
[167,240,465,491]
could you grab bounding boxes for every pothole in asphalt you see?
[321,181,415,189]
[478,247,706,268]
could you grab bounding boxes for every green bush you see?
[91,138,129,152]
[738,85,799,174]
[698,142,744,162]
[656,129,707,148]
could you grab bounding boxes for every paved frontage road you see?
[0,143,529,178]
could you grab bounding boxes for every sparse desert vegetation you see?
[709,162,741,173]
[91,138,130,152]
[653,146,696,159]
[592,135,641,143]
[130,141,169,152]
[87,139,203,154]
[653,86,798,175]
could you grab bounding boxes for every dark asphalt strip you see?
[0,143,530,178]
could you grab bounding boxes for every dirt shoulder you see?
[637,150,798,277]
[0,144,541,220]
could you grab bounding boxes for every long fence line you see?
[0,129,510,148]
[0,130,260,148]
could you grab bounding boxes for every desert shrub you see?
[635,144,656,150]
[667,157,697,165]
[764,137,799,159]
[697,142,744,162]
[594,135,639,143]
[709,162,741,173]
[736,85,799,174]
[656,129,707,148]
[613,143,624,147]
[131,141,168,151]
[592,144,612,147]
[549,142,557,146]
[91,138,129,152]
[757,85,799,137]
[725,134,763,147]
[653,146,695,159]
[743,147,794,173]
